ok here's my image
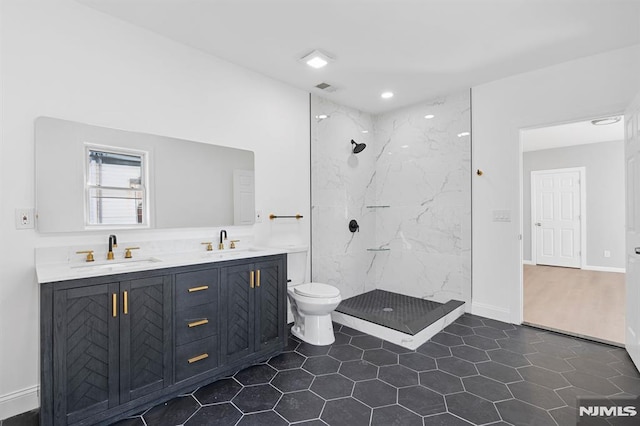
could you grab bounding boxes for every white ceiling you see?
[77,0,640,114]
[522,117,624,152]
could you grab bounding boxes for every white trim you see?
[530,167,587,269]
[583,265,626,273]
[331,304,465,350]
[470,301,511,323]
[522,259,535,265]
[0,385,39,421]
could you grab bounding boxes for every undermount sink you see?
[70,257,163,270]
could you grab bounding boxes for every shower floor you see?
[334,290,464,335]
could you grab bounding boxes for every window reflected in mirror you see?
[86,147,147,226]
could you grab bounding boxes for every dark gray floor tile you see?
[340,326,367,336]
[328,345,363,362]
[194,377,242,404]
[379,364,419,387]
[398,386,446,416]
[371,405,422,426]
[3,409,39,426]
[184,403,241,426]
[474,327,508,340]
[462,375,512,402]
[237,410,288,426]
[539,332,582,348]
[423,412,473,425]
[525,352,574,373]
[610,360,640,378]
[496,398,556,426]
[363,348,398,366]
[445,392,501,424]
[332,332,352,346]
[444,323,475,336]
[508,380,565,409]
[271,368,315,392]
[609,375,640,394]
[297,342,331,357]
[419,370,464,394]
[476,361,523,383]
[487,348,531,368]
[320,398,371,426]
[350,335,383,350]
[482,318,516,331]
[431,332,464,347]
[353,379,397,407]
[294,421,328,426]
[283,337,300,352]
[517,365,570,389]
[533,341,578,358]
[383,340,414,354]
[556,386,600,408]
[144,395,199,425]
[275,390,325,423]
[572,346,620,364]
[462,334,500,350]
[235,364,278,385]
[232,384,282,413]
[450,345,489,363]
[562,370,622,396]
[268,352,306,370]
[333,322,342,332]
[339,360,378,381]
[310,373,354,399]
[549,406,577,426]
[303,355,341,375]
[567,356,621,378]
[436,356,478,377]
[497,338,538,354]
[110,417,145,426]
[416,341,451,358]
[399,352,436,372]
[504,326,544,342]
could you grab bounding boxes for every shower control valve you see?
[349,219,360,233]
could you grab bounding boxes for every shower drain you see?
[382,307,394,312]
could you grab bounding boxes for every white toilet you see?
[285,246,341,345]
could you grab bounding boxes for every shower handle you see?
[349,220,360,233]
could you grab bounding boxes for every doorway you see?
[521,117,626,345]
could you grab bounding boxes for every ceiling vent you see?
[315,82,337,93]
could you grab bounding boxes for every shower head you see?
[351,139,366,154]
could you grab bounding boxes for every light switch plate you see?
[15,208,34,229]
[255,209,263,223]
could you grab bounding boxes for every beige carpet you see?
[523,264,625,345]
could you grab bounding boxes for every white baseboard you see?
[522,260,535,265]
[583,265,626,273]
[471,301,511,323]
[0,385,39,421]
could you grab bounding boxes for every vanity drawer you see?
[175,336,219,383]
[175,269,218,309]
[175,303,217,346]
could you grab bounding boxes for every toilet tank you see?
[284,245,308,286]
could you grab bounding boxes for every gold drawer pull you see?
[188,285,209,293]
[112,293,117,318]
[256,270,261,288]
[123,291,128,315]
[188,353,209,364]
[250,270,255,289]
[188,319,209,328]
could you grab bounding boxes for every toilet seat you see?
[293,282,340,299]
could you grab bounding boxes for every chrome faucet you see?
[108,234,117,260]
[219,230,227,250]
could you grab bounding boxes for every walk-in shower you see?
[310,91,472,348]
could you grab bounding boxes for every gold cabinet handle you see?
[256,270,261,288]
[76,250,95,262]
[123,291,128,315]
[188,319,209,328]
[112,293,117,318]
[250,270,255,289]
[188,353,209,364]
[124,247,140,259]
[188,285,209,293]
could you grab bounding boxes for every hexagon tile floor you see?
[4,314,639,426]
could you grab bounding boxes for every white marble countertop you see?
[36,247,287,284]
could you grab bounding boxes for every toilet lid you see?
[294,282,340,298]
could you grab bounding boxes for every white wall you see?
[0,0,309,419]
[472,44,640,323]
[523,141,625,270]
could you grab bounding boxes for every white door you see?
[532,169,582,268]
[625,94,640,370]
[233,169,255,225]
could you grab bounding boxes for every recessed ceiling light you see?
[361,130,369,134]
[300,49,333,69]
[381,92,394,99]
[457,132,470,138]
[591,116,621,126]
[315,114,329,120]
[401,145,409,148]
[424,114,435,119]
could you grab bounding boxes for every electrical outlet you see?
[15,208,34,229]
[255,209,263,223]
[604,250,611,258]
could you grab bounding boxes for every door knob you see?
[534,222,542,226]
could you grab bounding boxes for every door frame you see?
[530,167,587,268]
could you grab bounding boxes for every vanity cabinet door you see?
[119,275,173,403]
[52,283,120,425]
[221,263,255,362]
[255,259,286,350]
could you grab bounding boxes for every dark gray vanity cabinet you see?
[220,258,286,364]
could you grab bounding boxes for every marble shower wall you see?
[311,91,471,304]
